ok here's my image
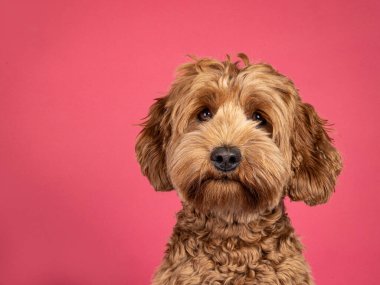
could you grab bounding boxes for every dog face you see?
[136,55,342,215]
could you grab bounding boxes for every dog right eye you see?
[197,108,213,122]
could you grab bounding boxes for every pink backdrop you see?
[1,0,379,284]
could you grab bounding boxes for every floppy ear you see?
[287,102,342,205]
[135,97,173,191]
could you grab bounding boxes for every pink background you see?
[1,0,379,284]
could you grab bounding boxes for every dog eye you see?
[252,112,267,127]
[197,108,213,122]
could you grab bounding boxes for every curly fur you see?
[135,54,342,285]
[154,203,311,285]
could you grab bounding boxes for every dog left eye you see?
[252,112,267,127]
[197,108,213,122]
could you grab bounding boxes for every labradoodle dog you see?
[135,54,342,285]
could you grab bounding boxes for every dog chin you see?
[186,177,259,213]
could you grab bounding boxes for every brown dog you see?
[135,54,342,285]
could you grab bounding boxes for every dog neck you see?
[175,201,288,241]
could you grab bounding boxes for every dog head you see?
[136,54,342,215]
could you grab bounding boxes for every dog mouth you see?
[202,176,241,185]
[187,175,242,197]
[185,174,262,212]
[200,175,260,199]
[199,174,252,192]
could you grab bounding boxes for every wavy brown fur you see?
[135,54,342,284]
[153,202,312,285]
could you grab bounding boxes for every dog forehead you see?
[165,61,299,131]
[166,79,236,112]
[174,64,292,102]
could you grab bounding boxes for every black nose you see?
[210,146,241,172]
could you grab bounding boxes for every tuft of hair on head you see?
[237,53,250,67]
[186,54,199,62]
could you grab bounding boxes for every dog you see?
[135,54,342,285]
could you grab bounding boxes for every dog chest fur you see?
[152,203,313,285]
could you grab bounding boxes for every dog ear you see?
[287,102,342,205]
[135,96,173,191]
